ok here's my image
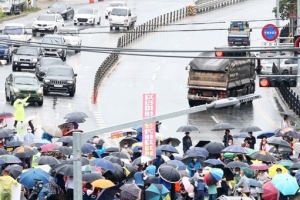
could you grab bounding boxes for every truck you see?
[228,31,250,46]
[186,52,256,107]
[109,7,137,30]
[0,0,25,15]
[228,21,252,32]
[2,23,31,49]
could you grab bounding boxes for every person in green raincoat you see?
[13,94,30,128]
[0,170,18,200]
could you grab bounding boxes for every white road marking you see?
[211,116,219,123]
[152,74,156,80]
[156,66,161,71]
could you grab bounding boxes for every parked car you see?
[5,72,43,106]
[105,1,127,19]
[47,3,74,20]
[0,35,12,63]
[12,46,43,71]
[32,14,64,35]
[74,8,101,26]
[57,28,81,53]
[43,65,77,97]
[35,57,64,81]
[273,58,298,75]
[41,34,67,61]
[260,59,277,75]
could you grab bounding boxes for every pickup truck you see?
[109,7,136,30]
[2,23,31,48]
[0,0,25,15]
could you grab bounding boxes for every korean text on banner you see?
[142,94,156,157]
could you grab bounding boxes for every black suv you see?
[41,35,67,61]
[12,46,43,71]
[43,65,77,97]
[35,57,64,81]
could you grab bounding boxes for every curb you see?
[0,13,28,23]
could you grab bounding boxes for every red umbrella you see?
[0,112,13,120]
[262,181,278,200]
[249,163,269,170]
[40,143,59,152]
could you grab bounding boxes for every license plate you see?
[39,28,45,30]
[21,64,29,66]
[235,42,242,44]
[54,85,63,87]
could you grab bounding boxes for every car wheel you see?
[110,26,113,30]
[6,57,10,65]
[37,101,43,106]
[97,17,100,25]
[32,30,36,36]
[127,26,129,30]
[43,89,48,96]
[12,65,16,71]
[92,19,95,26]
[69,90,75,97]
[53,27,57,34]
[75,44,81,53]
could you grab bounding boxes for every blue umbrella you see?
[221,145,248,154]
[133,125,142,133]
[186,147,209,158]
[232,133,249,138]
[158,145,178,154]
[257,131,274,139]
[272,173,299,195]
[19,168,50,188]
[204,159,225,166]
[156,149,162,156]
[81,143,96,154]
[90,158,116,171]
[295,169,300,179]
[167,160,186,170]
[249,178,262,188]
[133,146,142,153]
[145,183,170,200]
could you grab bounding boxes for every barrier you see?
[187,5,197,16]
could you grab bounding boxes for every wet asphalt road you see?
[98,0,288,151]
[0,0,190,144]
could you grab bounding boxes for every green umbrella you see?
[223,153,235,159]
[241,167,254,178]
[278,160,294,168]
[246,148,256,155]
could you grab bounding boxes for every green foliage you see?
[272,0,297,20]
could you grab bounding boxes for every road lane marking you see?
[211,116,219,123]
[156,66,161,71]
[152,74,156,80]
[253,101,279,129]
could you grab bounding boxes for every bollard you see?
[92,89,98,104]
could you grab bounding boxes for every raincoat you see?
[13,97,29,122]
[0,175,18,200]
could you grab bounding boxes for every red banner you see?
[142,94,156,157]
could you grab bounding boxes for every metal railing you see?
[278,87,300,118]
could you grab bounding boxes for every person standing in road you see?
[223,129,233,147]
[24,128,35,142]
[182,132,192,154]
[245,132,256,149]
[13,94,30,128]
[281,114,291,128]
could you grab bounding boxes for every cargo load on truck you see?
[228,21,252,32]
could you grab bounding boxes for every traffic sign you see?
[261,42,278,47]
[294,36,300,54]
[261,24,279,41]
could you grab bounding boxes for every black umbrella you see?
[225,161,249,168]
[57,136,73,146]
[67,157,90,166]
[268,138,291,148]
[53,146,73,155]
[176,125,200,132]
[211,123,235,131]
[119,137,138,148]
[0,148,8,155]
[97,185,121,200]
[123,164,138,179]
[186,147,209,158]
[103,156,123,166]
[204,142,225,154]
[6,140,22,148]
[158,145,179,154]
[132,156,155,166]
[65,115,86,123]
[269,146,292,153]
[158,165,181,183]
[36,156,61,166]
[290,162,300,170]
[5,164,23,178]
[274,128,298,137]
[13,146,37,158]
[55,164,73,176]
[222,167,234,181]
[82,173,102,182]
[110,152,130,160]
[250,150,277,162]
[239,126,262,133]
[161,137,181,147]
[144,176,159,184]
[195,140,211,148]
[181,154,205,165]
[0,129,12,138]
[106,147,119,153]
[103,163,126,182]
[64,111,88,119]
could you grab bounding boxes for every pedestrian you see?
[120,141,133,160]
[13,94,30,127]
[65,176,74,200]
[193,168,203,183]
[187,158,202,177]
[0,170,18,200]
[155,121,161,133]
[194,174,206,200]
[24,127,35,142]
[281,114,291,128]
[235,170,250,197]
[45,169,61,196]
[182,132,192,154]
[28,120,35,134]
[37,185,51,200]
[207,183,217,200]
[245,132,256,149]
[10,130,21,142]
[153,154,164,172]
[145,160,156,177]
[222,129,233,147]
[260,137,270,151]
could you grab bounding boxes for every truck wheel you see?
[32,31,36,36]
[12,65,16,71]
[74,23,77,26]
[97,18,100,25]
[92,19,95,26]
[69,90,75,97]
[43,89,48,96]
[188,100,195,107]
[116,27,120,30]
[37,101,43,106]
[10,94,14,105]
[53,27,57,34]
[282,70,289,75]
[110,26,113,30]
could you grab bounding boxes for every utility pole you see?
[276,0,281,70]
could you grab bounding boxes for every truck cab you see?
[109,7,137,30]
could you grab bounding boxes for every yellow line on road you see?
[253,101,279,129]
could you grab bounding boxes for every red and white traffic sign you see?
[261,24,279,42]
[294,37,300,53]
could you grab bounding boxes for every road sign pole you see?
[276,0,280,70]
[298,0,300,90]
[73,131,83,200]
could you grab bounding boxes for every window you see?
[14,76,38,85]
[284,60,292,65]
[17,47,39,56]
[37,15,55,21]
[3,26,23,34]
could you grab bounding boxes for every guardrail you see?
[278,87,300,118]
[92,0,249,103]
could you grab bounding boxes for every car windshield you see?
[47,68,73,76]
[109,3,124,7]
[3,26,23,35]
[57,30,78,36]
[42,37,62,44]
[78,9,93,14]
[51,3,67,9]
[37,15,55,21]
[42,59,63,66]
[14,76,38,85]
[17,48,38,56]
[111,8,127,16]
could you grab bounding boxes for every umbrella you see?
[182,177,194,193]
[120,129,138,136]
[290,162,300,170]
[268,138,291,148]
[274,127,297,137]
[158,165,181,183]
[156,149,162,156]
[35,165,51,173]
[82,165,102,173]
[262,181,278,200]
[278,160,294,168]
[5,164,23,179]
[68,157,90,166]
[57,136,73,146]
[0,148,8,155]
[33,139,51,148]
[53,146,72,155]
[0,155,21,164]
[221,145,248,154]
[132,142,142,148]
[161,137,181,147]
[272,173,299,195]
[120,184,142,199]
[0,111,13,119]
[6,140,22,148]
[239,126,261,133]
[296,170,300,179]
[166,160,186,170]
[42,125,63,138]
[82,173,102,182]
[110,152,130,160]
[90,158,116,171]
[145,176,159,184]
[103,163,126,182]
[64,111,88,119]
[181,154,205,165]
[195,140,211,148]
[186,147,209,158]
[257,131,275,139]
[204,159,225,167]
[250,150,277,162]
[249,163,269,170]
[225,161,248,168]
[91,179,114,188]
[81,143,96,154]
[19,168,50,188]
[55,164,73,176]
[40,143,59,152]
[241,167,254,178]
[176,125,200,132]
[133,125,142,133]
[269,146,292,153]
[204,142,225,154]
[158,145,179,153]
[13,146,37,158]
[103,156,123,166]
[105,147,119,153]
[232,133,249,138]
[249,178,262,188]
[123,164,138,179]
[204,168,224,186]
[65,115,86,123]
[36,156,60,166]
[98,185,120,199]
[145,183,170,200]
[132,156,154,166]
[211,123,235,131]
[119,137,138,147]
[268,164,288,178]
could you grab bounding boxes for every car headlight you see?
[13,57,18,61]
[32,58,37,62]
[44,79,50,83]
[36,88,43,94]
[13,87,19,93]
[67,80,73,84]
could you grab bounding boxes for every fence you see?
[278,87,300,118]
[92,0,249,103]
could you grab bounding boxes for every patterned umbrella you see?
[0,155,22,164]
[64,111,88,119]
[40,143,59,152]
[250,150,276,162]
[272,173,299,195]
[145,183,170,200]
[204,168,224,186]
[211,123,235,131]
[120,184,142,199]
[0,111,13,119]
[262,181,278,200]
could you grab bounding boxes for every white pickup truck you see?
[2,23,31,47]
[109,7,136,30]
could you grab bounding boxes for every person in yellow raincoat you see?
[0,170,18,200]
[13,94,30,128]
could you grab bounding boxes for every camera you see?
[28,179,43,200]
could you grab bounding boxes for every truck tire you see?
[10,94,14,105]
[110,26,113,30]
[5,90,9,102]
[12,65,16,71]
[52,27,57,34]
[188,100,195,107]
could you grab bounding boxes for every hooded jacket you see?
[13,97,29,121]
